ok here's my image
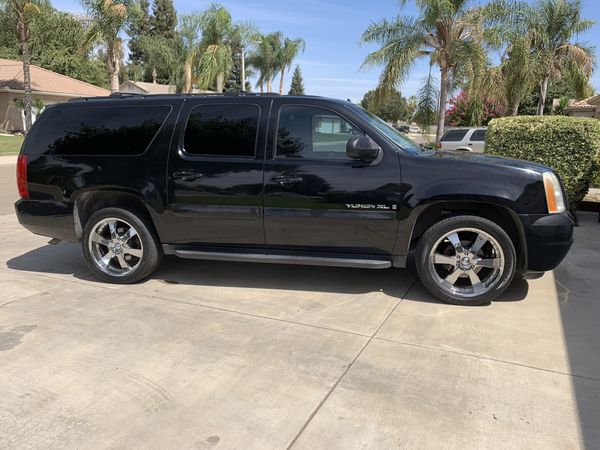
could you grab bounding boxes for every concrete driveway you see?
[0,174,599,448]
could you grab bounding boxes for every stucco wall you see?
[0,92,72,132]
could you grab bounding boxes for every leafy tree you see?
[414,68,438,132]
[288,65,304,95]
[195,4,233,92]
[360,88,410,122]
[528,0,594,115]
[226,20,259,92]
[274,34,304,95]
[446,91,502,126]
[1,5,109,87]
[81,0,133,93]
[150,0,176,39]
[360,0,511,142]
[1,0,45,130]
[126,0,151,80]
[248,32,280,92]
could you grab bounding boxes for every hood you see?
[426,150,551,174]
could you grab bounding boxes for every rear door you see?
[468,129,486,153]
[166,97,270,247]
[262,98,402,255]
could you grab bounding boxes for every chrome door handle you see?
[173,170,202,181]
[271,174,303,186]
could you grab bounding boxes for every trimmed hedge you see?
[485,116,600,211]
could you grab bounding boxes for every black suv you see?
[15,93,574,305]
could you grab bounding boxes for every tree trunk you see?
[259,82,263,93]
[107,45,120,93]
[266,78,271,93]
[511,102,519,116]
[537,76,549,116]
[435,67,449,144]
[279,68,285,95]
[241,47,246,91]
[184,59,193,93]
[216,73,224,93]
[20,40,33,131]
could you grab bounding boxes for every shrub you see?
[485,116,600,211]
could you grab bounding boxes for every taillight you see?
[436,142,442,149]
[16,154,29,199]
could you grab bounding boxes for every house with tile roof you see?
[0,58,110,132]
[119,80,211,95]
[565,94,600,119]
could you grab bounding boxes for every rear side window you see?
[31,105,171,155]
[440,129,468,142]
[470,129,486,141]
[183,104,260,157]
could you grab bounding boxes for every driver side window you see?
[276,105,360,159]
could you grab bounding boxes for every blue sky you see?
[53,0,600,101]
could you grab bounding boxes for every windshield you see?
[349,105,422,154]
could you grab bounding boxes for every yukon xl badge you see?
[346,204,397,210]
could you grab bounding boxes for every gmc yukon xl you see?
[15,93,574,305]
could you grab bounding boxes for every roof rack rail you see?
[109,92,144,98]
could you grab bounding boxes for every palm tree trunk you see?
[184,60,193,93]
[537,76,549,116]
[216,73,225,93]
[241,47,246,91]
[511,102,519,116]
[20,39,33,131]
[279,68,285,95]
[435,67,449,144]
[107,46,120,93]
[266,78,271,93]
[259,81,264,93]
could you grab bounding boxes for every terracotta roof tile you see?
[0,58,110,97]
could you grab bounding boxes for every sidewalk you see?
[0,154,17,165]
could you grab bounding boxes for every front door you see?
[166,98,269,247]
[263,100,401,255]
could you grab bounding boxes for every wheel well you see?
[410,202,527,273]
[74,191,158,240]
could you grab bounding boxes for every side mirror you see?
[346,135,381,162]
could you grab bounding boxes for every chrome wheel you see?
[428,228,505,298]
[88,218,144,277]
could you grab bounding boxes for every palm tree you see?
[229,20,259,91]
[195,4,233,92]
[81,0,131,93]
[1,0,44,130]
[177,13,203,93]
[275,35,305,95]
[528,0,594,115]
[361,0,508,142]
[248,32,280,93]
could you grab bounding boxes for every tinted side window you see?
[440,129,468,142]
[33,105,171,155]
[277,105,361,159]
[183,104,259,157]
[470,129,486,141]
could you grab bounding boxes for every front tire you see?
[416,215,517,306]
[82,207,162,284]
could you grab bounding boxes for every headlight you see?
[543,172,566,214]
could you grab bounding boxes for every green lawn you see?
[0,135,24,155]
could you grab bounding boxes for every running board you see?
[171,249,392,269]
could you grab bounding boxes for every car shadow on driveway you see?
[6,241,528,303]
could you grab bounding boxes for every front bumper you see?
[15,199,78,242]
[519,212,574,272]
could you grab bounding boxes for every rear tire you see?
[416,215,517,306]
[82,207,162,284]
